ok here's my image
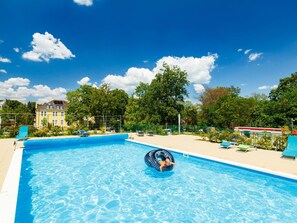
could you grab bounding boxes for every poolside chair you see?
[282,136,297,159]
[137,131,144,136]
[220,141,232,149]
[16,126,29,141]
[147,131,154,136]
[76,130,89,137]
[237,144,251,152]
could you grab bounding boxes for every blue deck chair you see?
[220,141,232,149]
[282,136,297,159]
[76,130,89,137]
[16,126,29,140]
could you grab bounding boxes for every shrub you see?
[272,135,287,151]
[33,128,49,137]
[256,132,272,150]
[51,126,62,136]
[7,125,18,137]
[67,125,78,135]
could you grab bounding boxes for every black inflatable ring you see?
[144,149,175,172]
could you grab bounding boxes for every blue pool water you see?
[16,139,297,222]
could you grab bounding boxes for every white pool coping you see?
[0,147,23,223]
[1,138,297,223]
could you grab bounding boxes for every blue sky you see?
[0,0,297,103]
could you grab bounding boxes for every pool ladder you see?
[183,153,190,158]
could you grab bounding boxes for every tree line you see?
[0,64,296,132]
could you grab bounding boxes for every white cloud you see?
[102,54,218,94]
[77,77,91,85]
[249,52,263,62]
[270,85,278,89]
[193,84,205,94]
[0,56,11,63]
[244,49,252,54]
[237,49,243,52]
[258,85,269,90]
[13,48,20,53]
[4,77,30,87]
[74,0,93,6]
[0,77,67,103]
[103,68,154,94]
[22,32,75,62]
[0,69,7,74]
[154,55,217,85]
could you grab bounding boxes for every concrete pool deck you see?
[130,134,297,176]
[0,139,16,191]
[1,134,297,190]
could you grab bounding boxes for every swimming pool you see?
[16,136,297,222]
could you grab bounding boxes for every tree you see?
[181,100,199,126]
[0,100,32,126]
[66,84,129,128]
[124,63,189,125]
[268,72,297,128]
[66,85,93,126]
[213,96,256,128]
[198,86,240,127]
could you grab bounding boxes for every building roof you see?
[36,100,68,110]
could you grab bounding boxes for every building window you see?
[61,120,64,125]
[41,111,43,116]
[52,120,55,126]
[61,112,64,116]
[55,120,57,125]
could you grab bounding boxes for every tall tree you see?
[66,84,128,128]
[198,86,239,126]
[125,63,189,125]
[0,100,32,125]
[268,72,297,128]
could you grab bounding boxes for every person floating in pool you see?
[159,157,175,172]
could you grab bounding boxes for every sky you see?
[0,0,297,104]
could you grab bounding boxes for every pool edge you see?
[0,148,23,223]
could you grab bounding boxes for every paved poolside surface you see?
[131,134,297,176]
[0,139,15,191]
[1,134,297,190]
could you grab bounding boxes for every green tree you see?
[213,95,256,128]
[66,84,128,128]
[66,85,93,126]
[0,100,32,126]
[268,72,297,128]
[181,100,199,126]
[124,63,189,125]
[198,86,240,127]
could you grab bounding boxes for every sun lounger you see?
[137,131,144,136]
[282,136,297,159]
[237,144,251,152]
[16,126,29,141]
[76,130,89,137]
[147,131,154,136]
[220,141,232,149]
